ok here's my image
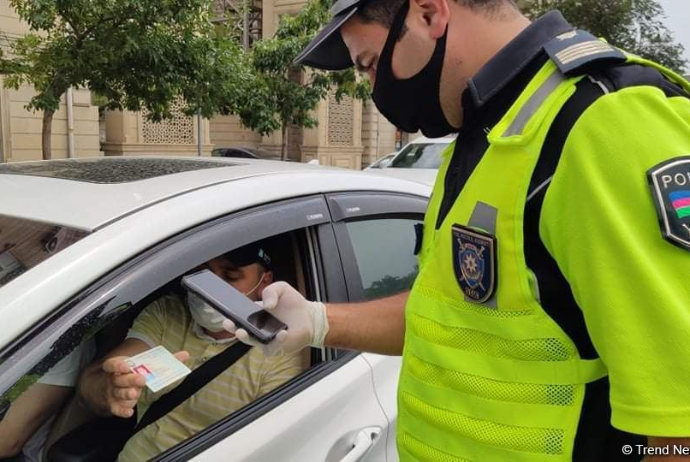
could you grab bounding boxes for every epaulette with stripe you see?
[543,29,627,76]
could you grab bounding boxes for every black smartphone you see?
[181,269,287,344]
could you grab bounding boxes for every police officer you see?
[224,0,690,460]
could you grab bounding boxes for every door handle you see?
[339,426,382,462]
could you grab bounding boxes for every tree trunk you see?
[42,109,55,161]
[281,122,288,161]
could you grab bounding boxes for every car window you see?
[0,215,89,289]
[112,231,316,462]
[0,335,96,461]
[345,218,421,300]
[0,199,343,462]
[389,143,449,169]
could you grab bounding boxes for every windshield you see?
[0,215,89,289]
[389,143,450,169]
[369,155,394,169]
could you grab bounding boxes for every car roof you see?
[364,168,439,187]
[0,156,429,231]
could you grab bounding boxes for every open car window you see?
[102,229,320,462]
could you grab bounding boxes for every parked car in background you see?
[0,157,430,462]
[364,136,455,186]
[364,152,397,170]
[212,146,290,161]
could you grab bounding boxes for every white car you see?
[363,152,397,170]
[0,157,430,462]
[366,136,455,186]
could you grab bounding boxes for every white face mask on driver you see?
[187,275,264,333]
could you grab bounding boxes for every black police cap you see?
[222,242,272,270]
[293,0,364,70]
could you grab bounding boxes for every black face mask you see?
[372,1,457,138]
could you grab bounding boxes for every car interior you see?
[0,215,89,290]
[1,229,322,462]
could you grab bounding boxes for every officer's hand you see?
[223,281,328,356]
[102,351,189,418]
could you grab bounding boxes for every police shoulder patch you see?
[543,29,627,76]
[647,156,690,251]
[452,224,497,304]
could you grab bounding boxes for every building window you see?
[141,99,194,145]
[327,92,354,146]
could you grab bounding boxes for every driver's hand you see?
[223,282,328,356]
[101,351,189,418]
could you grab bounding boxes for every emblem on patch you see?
[647,156,690,251]
[452,225,497,304]
[556,31,578,41]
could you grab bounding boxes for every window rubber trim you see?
[326,191,428,223]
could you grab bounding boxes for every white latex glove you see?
[223,281,329,356]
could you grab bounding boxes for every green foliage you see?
[235,0,371,145]
[524,0,687,73]
[0,0,250,121]
[364,272,418,300]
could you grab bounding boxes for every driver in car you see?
[77,243,304,461]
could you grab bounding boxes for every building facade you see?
[102,104,213,157]
[0,0,408,166]
[0,0,100,163]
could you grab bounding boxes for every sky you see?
[657,0,690,72]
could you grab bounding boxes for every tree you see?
[523,0,687,73]
[0,0,250,160]
[235,0,370,161]
[364,271,418,300]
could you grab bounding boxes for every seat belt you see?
[133,341,252,434]
[47,341,252,462]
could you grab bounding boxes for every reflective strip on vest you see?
[503,71,566,137]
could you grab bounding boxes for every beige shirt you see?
[118,295,304,462]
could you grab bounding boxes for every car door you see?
[327,192,428,462]
[0,194,389,462]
